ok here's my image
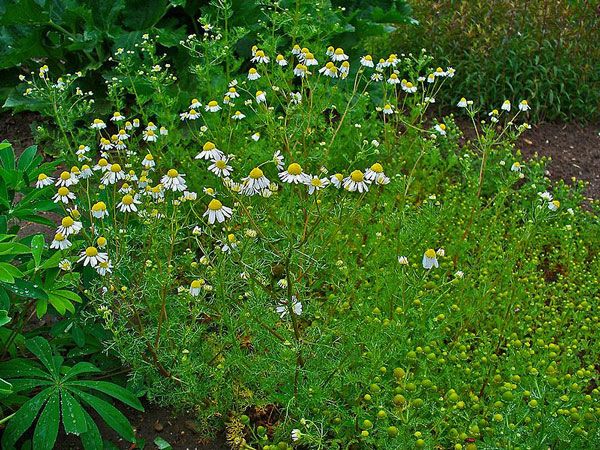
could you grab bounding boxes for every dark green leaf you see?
[1,388,52,449]
[61,390,88,436]
[31,234,44,267]
[25,336,59,378]
[32,391,60,450]
[68,381,144,411]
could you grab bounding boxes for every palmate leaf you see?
[0,358,52,380]
[70,388,136,442]
[24,336,60,379]
[61,389,88,436]
[62,361,101,382]
[32,391,60,450]
[68,380,144,411]
[1,388,52,449]
[79,407,103,450]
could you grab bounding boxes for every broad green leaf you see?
[68,381,144,411]
[0,264,15,283]
[62,362,101,382]
[40,251,63,269]
[17,145,38,173]
[71,389,135,442]
[0,288,8,309]
[51,289,82,303]
[0,262,23,281]
[1,388,52,449]
[0,141,15,170]
[36,298,48,318]
[61,390,88,436]
[0,377,12,395]
[0,358,51,380]
[79,408,103,450]
[30,234,44,267]
[154,436,173,449]
[0,242,31,255]
[0,309,9,326]
[32,391,60,450]
[2,278,48,300]
[25,337,59,378]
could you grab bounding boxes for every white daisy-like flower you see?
[188,109,201,120]
[319,62,338,78]
[501,100,511,112]
[457,97,468,108]
[101,164,125,185]
[548,200,560,211]
[279,163,310,184]
[160,127,168,135]
[291,44,301,55]
[55,171,76,187]
[326,46,335,56]
[247,68,260,80]
[208,157,233,178]
[190,279,204,296]
[434,124,447,135]
[343,170,370,193]
[146,122,158,131]
[190,98,201,109]
[511,162,522,172]
[398,256,409,265]
[434,67,446,77]
[387,73,401,85]
[331,48,348,62]
[401,81,417,94]
[276,295,302,318]
[447,67,456,77]
[57,216,82,236]
[91,201,109,219]
[226,87,240,99]
[80,165,93,179]
[133,118,140,128]
[422,249,439,269]
[539,191,553,201]
[117,194,141,213]
[371,72,384,82]
[242,167,270,196]
[231,110,246,120]
[251,132,260,141]
[290,92,302,104]
[306,176,329,194]
[78,246,108,268]
[36,173,54,188]
[304,52,318,66]
[277,278,288,289]
[360,55,374,67]
[291,429,302,442]
[53,187,76,204]
[99,138,112,151]
[293,64,308,77]
[339,61,350,77]
[382,104,394,115]
[203,199,233,224]
[142,154,156,169]
[59,259,72,271]
[330,173,343,188]
[96,259,113,276]
[275,54,288,66]
[50,232,71,250]
[519,100,530,111]
[196,141,224,160]
[205,100,221,112]
[255,90,267,104]
[272,150,284,170]
[161,169,187,192]
[364,163,386,182]
[143,130,158,142]
[251,50,269,64]
[117,129,129,140]
[90,118,106,130]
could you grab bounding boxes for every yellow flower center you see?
[215,160,226,169]
[97,237,107,247]
[405,82,413,88]
[146,130,155,136]
[110,164,122,173]
[191,98,199,104]
[436,67,443,73]
[256,50,265,57]
[191,280,202,288]
[114,112,121,117]
[38,174,47,181]
[189,109,197,115]
[227,233,236,243]
[229,87,236,93]
[145,154,154,161]
[208,199,223,211]
[552,200,560,208]
[305,52,314,60]
[256,90,264,97]
[390,74,398,79]
[61,216,74,227]
[71,166,80,174]
[54,233,65,241]
[98,158,108,167]
[287,163,302,175]
[439,124,446,130]
[92,202,106,212]
[70,209,81,219]
[311,178,322,187]
[148,122,155,127]
[167,169,179,178]
[57,187,69,196]
[203,141,216,151]
[334,48,344,55]
[249,68,257,74]
[384,104,392,110]
[326,62,335,69]
[60,171,70,180]
[208,100,218,107]
[276,54,284,60]
[122,195,134,205]
[85,246,98,257]
[425,249,436,258]
[249,167,264,179]
[334,173,343,181]
[370,163,383,173]
[350,170,364,182]
[364,55,372,60]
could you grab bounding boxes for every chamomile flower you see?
[293,64,308,77]
[143,130,158,142]
[161,169,187,192]
[36,173,54,188]
[190,98,201,109]
[55,171,73,187]
[291,429,302,442]
[319,62,338,78]
[117,129,129,140]
[290,92,302,104]
[275,54,288,66]
[279,163,310,184]
[402,81,417,93]
[276,296,302,318]
[272,150,285,170]
[339,61,350,77]
[434,124,447,135]
[360,55,374,67]
[124,121,133,130]
[91,202,109,219]
[111,112,124,122]
[53,187,76,204]
[247,68,260,80]
[146,122,157,131]
[231,110,246,120]
[90,118,106,130]
[97,236,107,249]
[304,52,318,66]
[208,157,233,178]
[501,100,511,112]
[226,87,240,99]
[548,200,560,211]
[457,97,468,108]
[306,176,329,194]
[488,109,499,123]
[203,199,233,224]
[160,127,168,135]
[343,170,370,193]
[57,216,82,236]
[519,100,530,111]
[291,44,301,55]
[251,50,269,64]
[251,132,261,141]
[78,246,108,267]
[326,46,335,56]
[422,249,439,269]
[133,118,140,128]
[96,260,113,276]
[80,165,93,178]
[447,67,456,77]
[196,141,224,160]
[190,279,204,296]
[434,67,446,77]
[332,48,348,62]
[118,194,141,213]
[511,162,522,172]
[387,73,401,85]
[205,100,221,112]
[330,173,343,188]
[398,256,409,265]
[427,73,435,84]
[242,167,270,195]
[142,154,156,169]
[99,138,112,151]
[50,232,71,250]
[364,163,386,182]
[255,90,267,103]
[375,173,390,185]
[100,164,125,185]
[59,260,72,271]
[371,72,383,82]
[382,104,394,115]
[187,109,201,120]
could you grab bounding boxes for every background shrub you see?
[385,0,600,121]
